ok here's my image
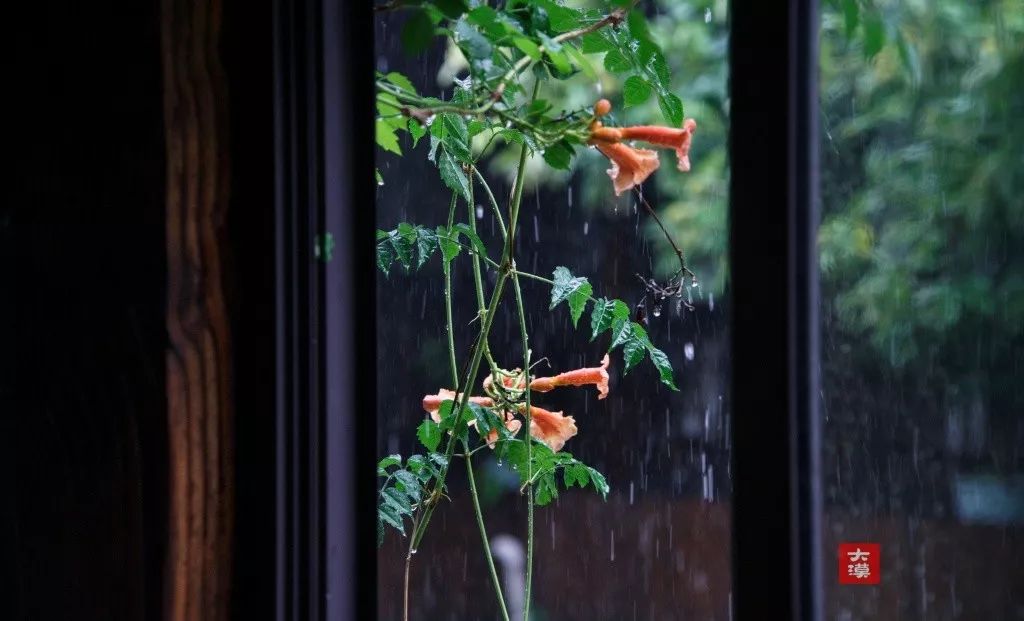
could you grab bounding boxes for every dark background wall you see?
[5,2,168,619]
[4,1,275,619]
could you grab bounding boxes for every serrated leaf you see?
[646,344,678,390]
[391,224,416,271]
[626,10,653,43]
[429,452,449,469]
[454,19,492,60]
[842,0,859,39]
[379,504,405,534]
[433,114,471,163]
[408,119,426,147]
[438,151,471,203]
[609,316,633,350]
[385,71,417,94]
[513,36,542,60]
[436,226,461,263]
[378,454,402,471]
[638,41,670,89]
[537,0,580,33]
[434,0,468,19]
[376,119,402,155]
[623,75,653,107]
[623,330,647,373]
[862,14,886,59]
[580,32,612,53]
[393,470,422,502]
[603,49,631,73]
[535,472,559,506]
[657,92,684,128]
[586,467,609,499]
[589,297,617,341]
[376,237,395,276]
[564,44,597,80]
[452,223,487,258]
[549,267,592,327]
[414,226,438,270]
[542,140,574,170]
[382,486,413,515]
[417,419,442,451]
[401,9,435,55]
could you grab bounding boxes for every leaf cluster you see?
[550,266,678,389]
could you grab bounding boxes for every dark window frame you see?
[272,0,823,618]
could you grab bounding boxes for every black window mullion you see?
[729,0,823,618]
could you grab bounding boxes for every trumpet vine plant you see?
[374,0,698,618]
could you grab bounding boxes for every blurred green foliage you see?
[478,0,1022,383]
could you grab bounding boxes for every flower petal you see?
[530,354,611,399]
[422,388,494,423]
[523,405,578,452]
[595,143,660,196]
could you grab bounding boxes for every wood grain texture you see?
[161,0,233,618]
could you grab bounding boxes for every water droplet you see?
[684,342,695,360]
[704,7,712,23]
[476,206,484,219]
[583,222,589,236]
[652,304,662,318]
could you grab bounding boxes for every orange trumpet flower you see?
[530,354,610,400]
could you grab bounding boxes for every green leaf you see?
[563,44,597,80]
[375,168,384,186]
[646,344,678,390]
[391,223,416,270]
[586,466,609,499]
[549,266,592,327]
[376,236,395,276]
[438,151,471,203]
[393,470,422,502]
[542,140,574,170]
[589,297,617,341]
[627,10,653,43]
[417,418,442,452]
[638,41,670,89]
[580,32,613,53]
[657,92,684,128]
[436,226,461,263]
[862,14,886,59]
[385,71,417,94]
[609,316,633,350]
[379,504,405,534]
[433,113,471,163]
[564,462,590,488]
[414,226,438,270]
[622,327,647,373]
[535,472,559,506]
[454,19,492,60]
[451,223,488,258]
[842,0,859,39]
[513,36,542,60]
[603,49,631,73]
[401,9,435,55]
[382,486,413,516]
[408,119,426,148]
[434,0,468,19]
[378,454,402,471]
[537,0,580,33]
[375,119,402,156]
[623,75,653,107]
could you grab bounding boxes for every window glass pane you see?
[819,2,1024,616]
[374,1,732,618]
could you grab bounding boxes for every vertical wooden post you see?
[161,0,233,618]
